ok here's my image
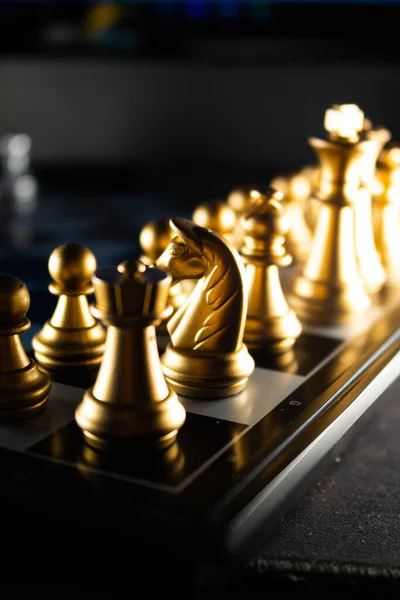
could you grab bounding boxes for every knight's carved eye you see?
[169,243,187,257]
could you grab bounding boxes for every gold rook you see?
[75,260,186,451]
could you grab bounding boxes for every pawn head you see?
[0,274,30,327]
[139,219,175,262]
[49,243,96,293]
[192,200,236,237]
[227,186,261,214]
[241,187,290,238]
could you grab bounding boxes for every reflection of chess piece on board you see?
[32,243,106,377]
[262,349,299,374]
[75,259,186,451]
[227,186,262,248]
[192,199,236,244]
[0,274,51,419]
[139,219,188,332]
[240,188,302,352]
[374,144,400,286]
[291,104,371,324]
[156,218,254,398]
[78,437,185,483]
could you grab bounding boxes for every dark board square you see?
[251,333,343,376]
[28,412,246,490]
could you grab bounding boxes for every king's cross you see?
[324,103,364,142]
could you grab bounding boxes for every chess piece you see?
[227,185,261,214]
[156,217,255,398]
[291,104,371,324]
[361,122,391,193]
[374,144,400,286]
[227,185,262,248]
[271,173,313,263]
[300,165,320,231]
[139,218,175,266]
[192,200,236,243]
[0,133,32,174]
[75,259,186,451]
[32,243,106,373]
[268,176,289,196]
[351,122,390,294]
[139,219,188,331]
[0,274,51,419]
[240,188,302,351]
[0,133,37,249]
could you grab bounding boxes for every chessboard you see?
[1,179,400,562]
[2,111,400,569]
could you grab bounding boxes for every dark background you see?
[2,3,400,594]
[1,1,400,179]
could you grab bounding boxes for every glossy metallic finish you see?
[32,243,106,372]
[291,104,372,323]
[157,217,254,398]
[139,218,175,265]
[0,274,51,419]
[375,145,400,286]
[240,188,302,352]
[75,259,186,451]
[353,124,390,293]
[139,218,188,332]
[192,199,236,244]
[227,186,263,248]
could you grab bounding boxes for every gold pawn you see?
[240,188,302,352]
[0,275,51,419]
[291,104,371,324]
[192,199,236,243]
[226,186,263,248]
[75,259,186,451]
[32,243,106,373]
[270,173,313,264]
[139,219,188,318]
[139,218,175,266]
[374,144,400,286]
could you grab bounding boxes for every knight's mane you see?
[203,248,240,310]
[192,235,244,351]
[176,220,244,351]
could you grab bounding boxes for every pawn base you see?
[244,310,302,353]
[0,359,51,420]
[161,343,255,398]
[32,321,105,371]
[291,275,371,325]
